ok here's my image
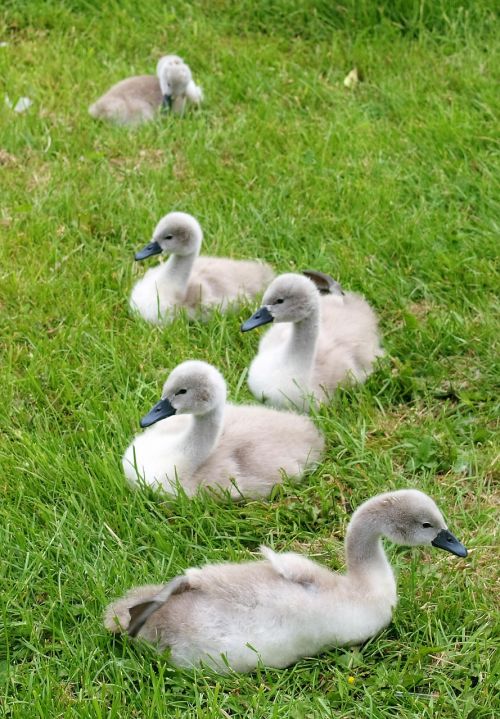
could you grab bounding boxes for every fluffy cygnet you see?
[130,212,274,323]
[122,360,324,498]
[241,272,383,410]
[88,55,202,125]
[104,489,467,673]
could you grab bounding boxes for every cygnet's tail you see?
[88,99,112,119]
[104,576,189,637]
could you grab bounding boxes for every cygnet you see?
[105,489,467,673]
[241,272,383,409]
[122,360,324,498]
[130,212,274,323]
[89,55,202,125]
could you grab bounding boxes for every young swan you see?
[104,489,467,673]
[130,212,274,323]
[122,360,324,498]
[88,55,202,125]
[241,272,383,410]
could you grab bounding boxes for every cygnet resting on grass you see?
[130,212,274,323]
[122,360,324,498]
[241,272,383,410]
[104,489,467,673]
[88,55,202,125]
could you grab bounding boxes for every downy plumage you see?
[104,489,467,673]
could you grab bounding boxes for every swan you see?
[129,212,274,323]
[88,55,202,125]
[241,272,383,410]
[122,360,324,498]
[104,489,467,673]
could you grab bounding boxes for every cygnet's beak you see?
[135,241,162,261]
[162,94,173,111]
[140,398,176,428]
[241,306,274,332]
[431,529,468,557]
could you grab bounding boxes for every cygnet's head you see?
[135,212,203,261]
[157,57,192,104]
[140,361,227,427]
[241,273,319,332]
[157,55,184,74]
[350,489,467,557]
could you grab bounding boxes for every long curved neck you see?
[345,506,394,584]
[158,250,198,294]
[180,404,224,473]
[284,303,320,374]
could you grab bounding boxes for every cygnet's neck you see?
[179,403,225,473]
[344,502,394,585]
[284,301,320,376]
[158,249,199,295]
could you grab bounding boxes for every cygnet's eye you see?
[275,298,284,305]
[175,389,187,396]
[164,234,174,240]
[422,522,432,528]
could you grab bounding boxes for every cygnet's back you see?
[309,291,382,396]
[184,257,275,313]
[185,403,324,498]
[89,75,162,125]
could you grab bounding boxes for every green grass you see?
[1,0,499,716]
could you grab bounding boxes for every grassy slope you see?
[0,1,499,717]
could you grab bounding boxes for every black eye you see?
[275,298,284,304]
[164,234,173,240]
[175,389,187,395]
[422,522,432,528]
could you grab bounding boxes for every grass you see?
[1,0,499,716]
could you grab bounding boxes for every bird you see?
[104,489,467,673]
[88,55,202,125]
[129,212,274,323]
[122,360,324,498]
[241,271,383,410]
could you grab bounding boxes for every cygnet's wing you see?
[260,546,337,589]
[184,257,273,308]
[302,270,344,297]
[308,292,383,397]
[127,575,192,637]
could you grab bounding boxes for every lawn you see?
[0,0,499,717]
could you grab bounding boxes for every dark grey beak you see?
[162,94,173,111]
[135,241,162,261]
[140,398,176,428]
[241,306,274,332]
[431,529,468,558]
